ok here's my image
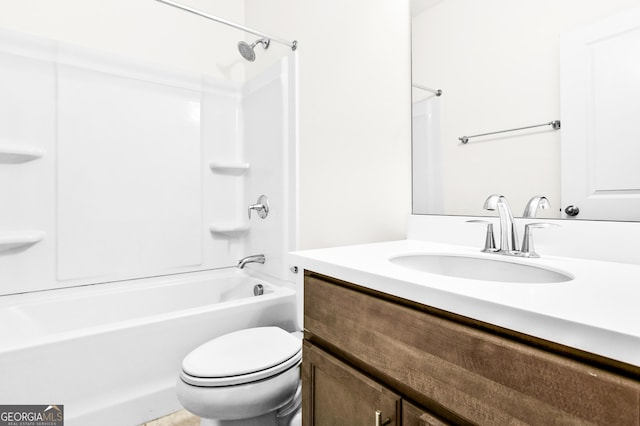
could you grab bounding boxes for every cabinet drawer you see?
[304,273,640,425]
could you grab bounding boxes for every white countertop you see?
[289,239,640,367]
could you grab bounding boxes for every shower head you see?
[237,38,270,62]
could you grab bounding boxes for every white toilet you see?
[176,326,302,426]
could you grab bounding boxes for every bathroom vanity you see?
[302,271,639,425]
[290,216,640,425]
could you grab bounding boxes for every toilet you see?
[176,326,302,426]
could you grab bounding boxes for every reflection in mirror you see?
[411,0,640,221]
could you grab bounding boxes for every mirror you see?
[411,0,640,221]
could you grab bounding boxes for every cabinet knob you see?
[375,410,391,426]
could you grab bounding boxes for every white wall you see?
[0,0,413,253]
[0,0,246,80]
[412,0,640,217]
[246,0,413,250]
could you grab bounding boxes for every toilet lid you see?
[181,327,301,386]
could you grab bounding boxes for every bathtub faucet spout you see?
[237,254,265,269]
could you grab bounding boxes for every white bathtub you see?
[0,268,298,426]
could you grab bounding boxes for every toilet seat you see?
[180,327,302,387]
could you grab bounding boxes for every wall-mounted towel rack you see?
[459,120,561,144]
[412,83,442,96]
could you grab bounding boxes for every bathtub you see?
[0,268,298,426]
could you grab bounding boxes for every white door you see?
[560,8,640,221]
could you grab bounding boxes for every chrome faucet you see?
[237,254,265,269]
[478,194,557,258]
[523,195,550,218]
[483,194,519,253]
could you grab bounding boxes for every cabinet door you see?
[402,401,451,426]
[302,341,401,426]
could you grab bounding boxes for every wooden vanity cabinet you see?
[302,340,449,426]
[302,271,640,426]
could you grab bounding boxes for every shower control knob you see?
[248,195,270,219]
[564,205,580,217]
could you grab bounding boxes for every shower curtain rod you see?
[155,0,297,51]
[412,83,442,96]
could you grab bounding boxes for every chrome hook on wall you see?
[248,195,269,219]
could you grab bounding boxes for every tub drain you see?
[253,284,264,296]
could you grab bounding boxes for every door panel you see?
[561,7,640,220]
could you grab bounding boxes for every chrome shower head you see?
[237,38,270,62]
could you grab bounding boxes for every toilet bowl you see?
[176,326,302,426]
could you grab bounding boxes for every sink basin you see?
[389,254,573,284]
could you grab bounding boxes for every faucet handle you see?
[521,222,559,258]
[466,220,497,252]
[248,195,269,219]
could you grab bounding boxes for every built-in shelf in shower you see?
[0,230,45,252]
[209,223,250,234]
[209,161,250,174]
[0,145,45,164]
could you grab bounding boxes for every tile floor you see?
[142,409,199,426]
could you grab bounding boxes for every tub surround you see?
[0,27,297,295]
[289,215,640,368]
